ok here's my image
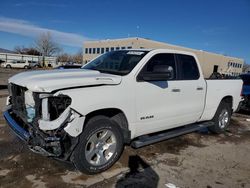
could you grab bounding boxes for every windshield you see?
[82,50,149,75]
[240,75,250,85]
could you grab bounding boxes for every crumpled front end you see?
[4,83,85,159]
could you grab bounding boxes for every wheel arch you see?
[220,95,233,110]
[212,95,233,119]
[84,108,131,144]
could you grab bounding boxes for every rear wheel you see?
[209,101,232,133]
[72,116,124,174]
[6,64,11,68]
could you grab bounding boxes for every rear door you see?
[175,54,206,122]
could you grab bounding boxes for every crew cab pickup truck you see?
[3,49,243,174]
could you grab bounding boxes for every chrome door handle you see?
[172,89,181,92]
[197,87,203,90]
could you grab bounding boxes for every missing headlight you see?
[48,95,72,121]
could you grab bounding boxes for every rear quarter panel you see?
[200,79,243,121]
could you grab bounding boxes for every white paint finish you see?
[64,114,85,137]
[6,96,10,106]
[199,79,243,121]
[24,90,35,107]
[134,79,206,136]
[60,77,137,137]
[8,49,243,139]
[8,69,122,92]
[2,61,30,68]
[41,98,50,121]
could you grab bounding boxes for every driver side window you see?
[139,53,176,80]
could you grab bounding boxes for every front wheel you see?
[71,116,124,174]
[209,101,232,134]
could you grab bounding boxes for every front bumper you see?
[3,109,78,159]
[3,110,30,142]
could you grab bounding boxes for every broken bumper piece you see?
[39,107,85,137]
[3,110,65,157]
[3,110,30,141]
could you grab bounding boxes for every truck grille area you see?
[10,84,28,123]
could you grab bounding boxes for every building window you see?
[140,47,145,49]
[116,47,120,50]
[106,47,109,52]
[111,47,114,51]
[121,47,126,49]
[97,48,100,54]
[93,48,96,54]
[127,46,132,49]
[89,48,92,54]
[101,48,104,53]
[85,48,88,54]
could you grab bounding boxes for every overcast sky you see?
[0,0,249,63]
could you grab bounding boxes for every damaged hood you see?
[9,69,122,92]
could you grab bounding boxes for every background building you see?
[83,37,244,78]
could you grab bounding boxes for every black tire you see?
[71,115,124,174]
[6,65,11,68]
[24,65,29,69]
[209,101,232,134]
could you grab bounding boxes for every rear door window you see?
[177,54,200,80]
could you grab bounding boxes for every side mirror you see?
[140,64,174,81]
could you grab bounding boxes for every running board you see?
[131,121,214,148]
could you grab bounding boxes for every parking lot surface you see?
[0,68,250,188]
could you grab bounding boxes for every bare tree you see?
[35,32,61,57]
[14,46,41,55]
[57,50,83,64]
[57,53,72,62]
[14,45,25,54]
[71,49,83,64]
[34,32,61,67]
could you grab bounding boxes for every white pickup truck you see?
[4,49,242,174]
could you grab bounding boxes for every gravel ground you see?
[0,69,249,188]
